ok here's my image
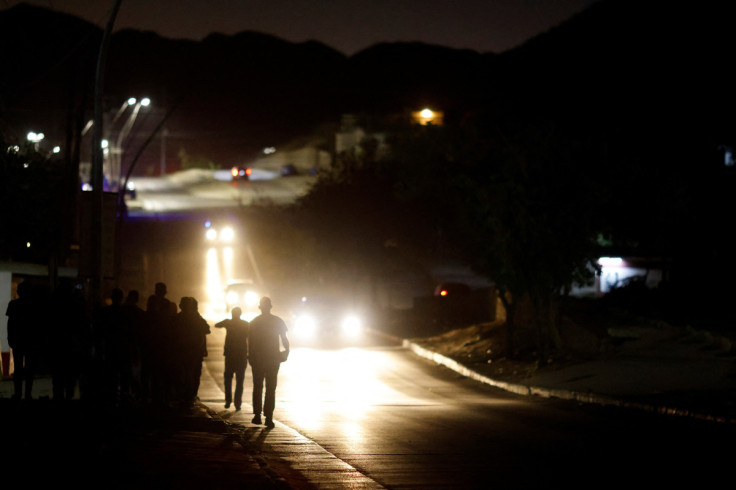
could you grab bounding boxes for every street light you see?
[110,97,151,191]
[411,108,444,126]
[27,131,45,150]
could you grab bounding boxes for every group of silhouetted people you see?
[6,278,89,403]
[5,280,213,408]
[6,279,291,424]
[94,282,212,407]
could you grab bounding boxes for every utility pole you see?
[89,0,123,309]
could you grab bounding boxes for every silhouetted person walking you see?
[49,279,90,401]
[145,282,176,405]
[5,282,40,400]
[248,297,289,428]
[214,307,249,410]
[122,290,146,401]
[172,297,210,406]
[96,288,126,403]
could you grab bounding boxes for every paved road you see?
[119,171,735,488]
[125,169,315,215]
[202,327,735,488]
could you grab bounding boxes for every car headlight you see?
[341,314,362,337]
[244,291,259,308]
[206,228,218,241]
[294,314,317,339]
[220,226,235,242]
[226,290,240,306]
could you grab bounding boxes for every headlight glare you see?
[244,291,259,307]
[294,314,317,338]
[341,314,362,337]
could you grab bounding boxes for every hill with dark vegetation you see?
[1,1,733,167]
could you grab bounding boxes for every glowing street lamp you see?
[27,131,45,150]
[411,108,444,126]
[111,96,151,191]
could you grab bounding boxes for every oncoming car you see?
[224,280,261,320]
[290,296,364,344]
[204,220,236,244]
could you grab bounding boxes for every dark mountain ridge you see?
[1,1,733,171]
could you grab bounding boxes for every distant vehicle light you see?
[224,281,261,318]
[294,314,317,339]
[244,290,259,308]
[205,228,218,241]
[225,290,240,306]
[341,314,362,337]
[434,282,471,297]
[220,226,235,242]
[231,166,252,180]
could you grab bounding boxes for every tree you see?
[177,147,217,170]
[292,134,438,308]
[383,118,603,358]
[0,141,66,264]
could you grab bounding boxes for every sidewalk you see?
[0,371,384,489]
[403,323,736,424]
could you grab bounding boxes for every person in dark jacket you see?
[96,288,126,403]
[49,279,90,402]
[5,282,41,400]
[144,282,177,404]
[214,307,249,410]
[172,297,210,406]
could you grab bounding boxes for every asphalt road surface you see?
[126,169,314,215]
[202,327,735,488]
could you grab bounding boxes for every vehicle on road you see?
[204,220,236,244]
[290,295,364,344]
[224,280,261,319]
[231,165,251,181]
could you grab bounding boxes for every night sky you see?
[1,0,599,55]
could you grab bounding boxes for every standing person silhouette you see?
[248,297,289,428]
[145,282,177,405]
[122,290,146,401]
[96,288,126,403]
[5,282,40,400]
[50,278,90,402]
[172,297,210,406]
[214,307,249,410]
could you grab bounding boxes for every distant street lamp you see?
[112,97,137,125]
[411,108,444,126]
[27,131,45,151]
[110,97,151,191]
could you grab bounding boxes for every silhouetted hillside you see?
[496,0,734,139]
[1,1,733,173]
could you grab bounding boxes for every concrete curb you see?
[397,337,736,425]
